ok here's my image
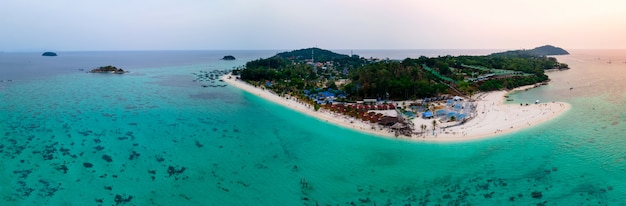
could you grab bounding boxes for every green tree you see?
[326,80,338,90]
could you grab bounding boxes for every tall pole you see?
[312,48,314,65]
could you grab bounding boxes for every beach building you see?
[435,110,448,117]
[422,111,434,119]
[363,98,377,105]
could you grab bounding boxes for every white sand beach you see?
[222,74,570,142]
[411,90,570,142]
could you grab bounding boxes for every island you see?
[221,55,236,60]
[42,52,57,56]
[491,45,569,57]
[89,65,127,74]
[223,47,571,142]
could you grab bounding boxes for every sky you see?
[1,0,626,51]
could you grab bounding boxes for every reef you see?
[102,154,113,163]
[167,165,186,177]
[114,194,133,205]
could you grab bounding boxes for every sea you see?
[1,49,625,205]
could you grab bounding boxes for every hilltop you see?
[274,47,353,62]
[491,45,569,58]
[528,45,569,55]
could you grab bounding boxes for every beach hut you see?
[457,114,467,120]
[446,112,460,121]
[370,116,379,123]
[435,110,448,117]
[379,116,399,126]
[364,99,377,105]
[454,104,463,111]
[422,111,434,119]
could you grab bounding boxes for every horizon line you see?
[2,48,626,53]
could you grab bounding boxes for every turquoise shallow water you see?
[1,50,626,205]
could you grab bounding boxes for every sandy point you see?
[411,91,570,142]
[222,74,571,143]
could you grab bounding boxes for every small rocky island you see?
[42,52,57,56]
[89,65,127,74]
[221,55,236,60]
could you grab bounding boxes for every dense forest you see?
[344,61,448,100]
[235,46,569,101]
[274,47,351,62]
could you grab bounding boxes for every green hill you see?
[274,48,351,62]
[491,45,569,58]
[528,45,569,55]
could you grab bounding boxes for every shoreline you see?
[221,75,570,142]
[411,90,570,142]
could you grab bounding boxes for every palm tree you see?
[468,89,475,101]
[429,103,436,115]
[420,124,427,135]
[432,120,438,136]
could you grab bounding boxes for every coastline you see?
[221,74,570,142]
[411,90,570,142]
